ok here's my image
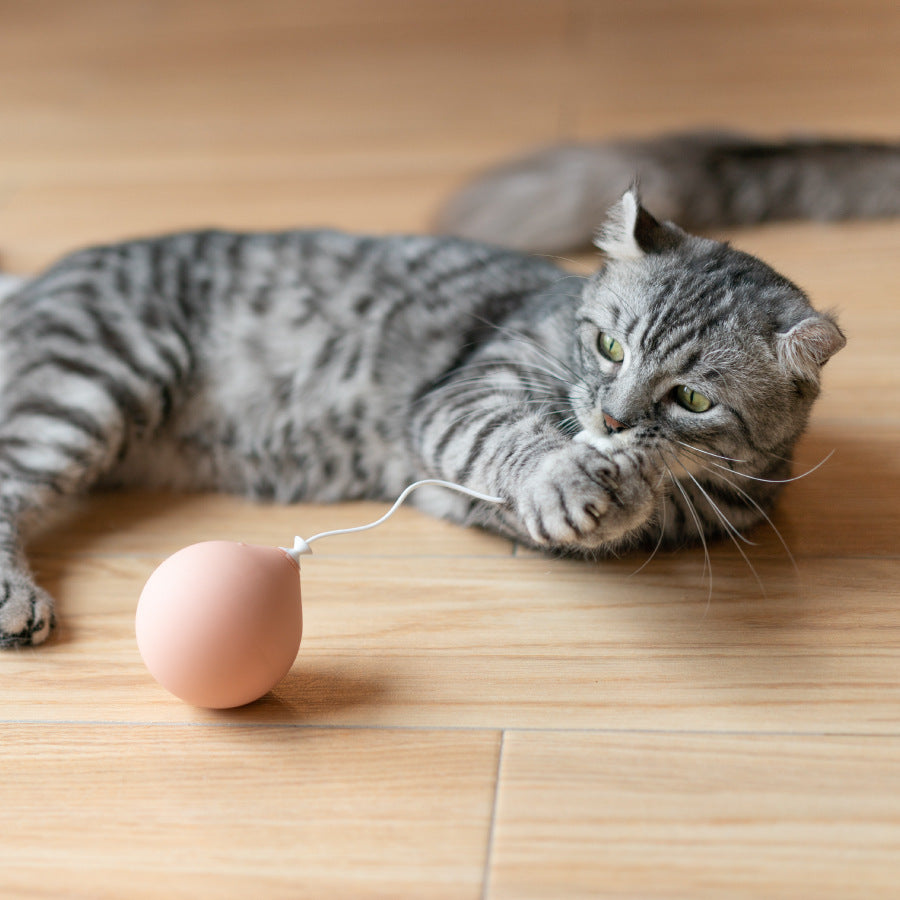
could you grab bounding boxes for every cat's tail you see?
[433,131,900,253]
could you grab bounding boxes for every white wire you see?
[280,479,504,560]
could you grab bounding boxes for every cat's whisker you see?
[435,376,561,398]
[671,456,757,548]
[467,314,582,383]
[505,380,569,398]
[556,416,584,437]
[411,374,566,418]
[507,347,579,386]
[700,463,798,574]
[662,456,713,605]
[535,257,592,274]
[674,436,836,486]
[705,449,836,485]
[671,438,748,465]
[667,452,768,598]
[428,393,574,436]
[422,397,519,432]
[424,381,572,419]
[449,357,573,385]
[418,356,572,394]
[484,358,575,390]
[627,496,668,579]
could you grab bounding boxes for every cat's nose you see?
[603,412,628,434]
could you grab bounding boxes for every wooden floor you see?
[1,2,899,897]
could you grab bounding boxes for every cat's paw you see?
[517,439,660,549]
[0,572,55,647]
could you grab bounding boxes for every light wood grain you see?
[490,731,900,899]
[570,0,900,137]
[0,0,898,897]
[0,724,501,900]
[3,549,899,735]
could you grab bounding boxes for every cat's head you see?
[570,187,845,477]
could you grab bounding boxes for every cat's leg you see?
[0,397,123,646]
[0,290,184,646]
[408,373,664,552]
[0,274,26,301]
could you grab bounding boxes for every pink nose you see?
[603,413,626,432]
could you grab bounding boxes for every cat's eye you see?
[674,385,713,413]
[597,332,625,363]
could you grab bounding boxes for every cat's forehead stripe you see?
[639,296,732,360]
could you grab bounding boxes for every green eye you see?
[675,385,713,413]
[597,332,625,363]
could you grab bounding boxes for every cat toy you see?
[135,480,503,708]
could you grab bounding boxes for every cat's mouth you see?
[573,429,624,453]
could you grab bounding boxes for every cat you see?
[434,130,900,252]
[0,182,845,647]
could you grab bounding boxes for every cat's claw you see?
[0,574,55,647]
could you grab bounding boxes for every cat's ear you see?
[594,186,682,259]
[776,312,846,382]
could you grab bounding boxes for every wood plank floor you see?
[1,2,898,897]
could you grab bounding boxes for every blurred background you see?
[0,0,897,272]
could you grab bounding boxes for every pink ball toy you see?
[134,481,503,709]
[136,541,303,709]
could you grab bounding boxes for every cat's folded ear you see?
[594,186,683,259]
[776,312,846,382]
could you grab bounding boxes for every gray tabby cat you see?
[435,131,900,252]
[0,181,845,647]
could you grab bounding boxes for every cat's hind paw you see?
[0,574,55,647]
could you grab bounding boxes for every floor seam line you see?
[3,721,900,739]
[481,729,506,900]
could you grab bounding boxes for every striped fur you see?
[0,194,843,646]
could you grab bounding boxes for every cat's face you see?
[568,189,845,477]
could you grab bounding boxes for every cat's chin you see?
[573,429,619,453]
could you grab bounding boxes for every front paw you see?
[0,573,55,647]
[517,440,658,549]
